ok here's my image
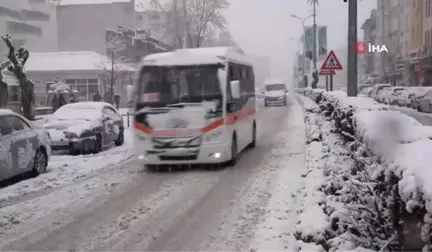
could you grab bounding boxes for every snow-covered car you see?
[384,87,406,105]
[44,102,125,155]
[415,89,432,113]
[264,80,287,106]
[359,86,373,96]
[369,83,392,101]
[393,88,414,107]
[408,87,432,109]
[376,87,393,103]
[0,109,51,181]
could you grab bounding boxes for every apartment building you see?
[361,9,377,76]
[0,0,58,56]
[56,0,135,54]
[408,0,423,86]
[420,0,432,86]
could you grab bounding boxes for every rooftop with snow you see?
[140,47,251,67]
[25,51,136,72]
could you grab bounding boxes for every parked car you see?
[408,87,432,109]
[0,109,51,181]
[376,87,393,103]
[44,102,125,155]
[359,86,373,96]
[416,90,432,113]
[370,83,392,101]
[394,88,414,107]
[384,87,406,105]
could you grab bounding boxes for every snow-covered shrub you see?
[296,88,432,251]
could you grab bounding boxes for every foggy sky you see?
[225,0,376,79]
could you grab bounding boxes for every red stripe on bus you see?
[134,122,152,134]
[134,105,255,135]
[226,105,255,125]
[201,119,224,133]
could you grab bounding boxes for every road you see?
[0,97,306,251]
[391,106,432,126]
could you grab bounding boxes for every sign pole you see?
[347,0,358,96]
[325,75,329,91]
[330,74,334,91]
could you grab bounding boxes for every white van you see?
[264,79,287,106]
[133,47,257,168]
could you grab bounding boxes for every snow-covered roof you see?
[58,0,130,5]
[140,47,252,67]
[25,51,136,72]
[62,101,114,110]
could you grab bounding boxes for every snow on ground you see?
[0,128,135,205]
[248,99,306,251]
[390,105,432,127]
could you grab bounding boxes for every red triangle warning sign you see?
[320,50,343,70]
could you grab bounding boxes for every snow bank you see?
[296,97,394,252]
[296,89,432,250]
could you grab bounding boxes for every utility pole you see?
[347,0,358,96]
[312,0,317,71]
[291,14,313,86]
[111,50,115,104]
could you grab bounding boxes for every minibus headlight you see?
[204,131,223,142]
[188,136,202,146]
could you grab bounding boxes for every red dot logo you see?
[355,41,367,55]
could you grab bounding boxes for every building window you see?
[21,10,50,21]
[65,78,99,101]
[6,21,42,36]
[8,86,19,102]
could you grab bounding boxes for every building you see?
[400,0,411,86]
[105,26,172,64]
[56,0,135,54]
[0,0,58,56]
[410,0,424,86]
[24,51,135,106]
[420,0,432,86]
[381,0,403,86]
[361,9,377,77]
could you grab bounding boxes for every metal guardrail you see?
[120,112,134,128]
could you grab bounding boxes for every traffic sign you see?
[321,50,343,70]
[319,69,335,75]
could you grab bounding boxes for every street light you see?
[291,14,313,78]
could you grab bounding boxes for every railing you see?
[120,112,134,128]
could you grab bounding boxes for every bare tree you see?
[151,0,229,48]
[1,35,34,120]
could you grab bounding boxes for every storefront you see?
[409,49,424,86]
[419,50,432,86]
[25,51,136,106]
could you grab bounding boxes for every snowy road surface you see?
[391,106,432,126]
[0,97,306,251]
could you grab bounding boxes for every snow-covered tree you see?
[150,0,229,48]
[1,34,35,120]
